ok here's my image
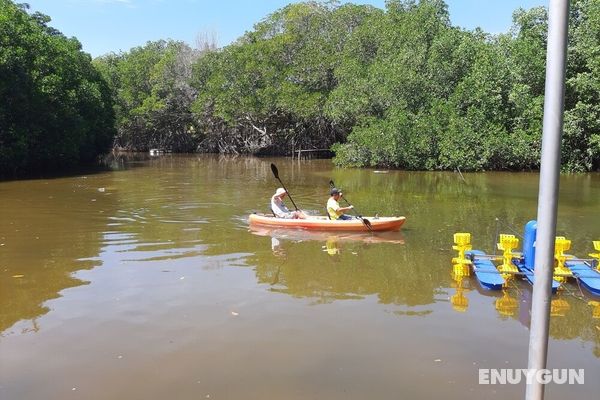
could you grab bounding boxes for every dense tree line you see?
[96,0,598,171]
[326,0,599,172]
[3,0,599,173]
[93,40,202,152]
[0,0,115,175]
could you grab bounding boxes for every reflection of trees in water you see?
[331,170,599,255]
[547,295,600,357]
[246,237,442,307]
[452,282,600,358]
[3,154,598,357]
[1,270,88,335]
[0,178,115,334]
[0,155,226,333]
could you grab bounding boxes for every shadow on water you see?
[0,163,113,183]
[0,151,155,183]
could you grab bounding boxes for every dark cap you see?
[330,188,342,196]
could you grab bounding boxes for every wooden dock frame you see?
[294,148,331,160]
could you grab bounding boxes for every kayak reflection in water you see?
[271,188,307,219]
[325,237,340,256]
[271,237,286,258]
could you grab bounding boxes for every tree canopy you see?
[183,0,599,171]
[3,0,600,173]
[0,0,115,175]
[93,40,201,152]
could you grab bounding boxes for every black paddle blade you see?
[361,217,373,232]
[329,180,335,188]
[363,218,372,228]
[270,163,279,179]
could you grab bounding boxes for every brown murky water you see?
[1,154,598,400]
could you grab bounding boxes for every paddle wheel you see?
[451,220,600,297]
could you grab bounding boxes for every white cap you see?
[274,188,287,197]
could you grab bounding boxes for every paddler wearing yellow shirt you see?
[327,188,354,220]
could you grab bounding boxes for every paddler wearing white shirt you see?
[271,188,307,219]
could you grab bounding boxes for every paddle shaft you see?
[329,180,365,216]
[329,180,372,231]
[270,163,299,211]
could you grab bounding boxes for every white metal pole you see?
[525,0,569,399]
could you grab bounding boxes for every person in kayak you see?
[271,188,307,219]
[327,188,354,220]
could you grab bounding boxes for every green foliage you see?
[93,40,200,151]
[0,0,115,175]
[190,1,379,154]
[3,0,599,172]
[332,0,600,171]
[561,0,600,171]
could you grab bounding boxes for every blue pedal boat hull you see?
[466,250,505,290]
[565,260,600,296]
[513,258,561,293]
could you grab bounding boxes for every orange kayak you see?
[248,213,405,232]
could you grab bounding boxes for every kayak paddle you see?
[270,163,299,211]
[329,180,373,232]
